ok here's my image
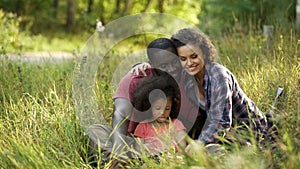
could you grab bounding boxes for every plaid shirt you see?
[183,62,267,144]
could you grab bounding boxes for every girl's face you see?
[177,44,205,76]
[151,98,172,123]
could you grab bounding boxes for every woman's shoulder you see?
[207,62,229,72]
[206,62,233,80]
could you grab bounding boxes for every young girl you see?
[132,72,187,155]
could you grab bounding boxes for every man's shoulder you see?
[114,68,155,100]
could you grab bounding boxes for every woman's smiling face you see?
[177,44,205,76]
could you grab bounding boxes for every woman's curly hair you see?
[171,28,217,63]
[132,70,180,122]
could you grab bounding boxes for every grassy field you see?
[0,27,299,168]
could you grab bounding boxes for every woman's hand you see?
[185,140,205,156]
[130,62,151,76]
[185,140,225,156]
[175,130,187,150]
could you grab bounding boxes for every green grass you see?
[15,32,89,53]
[22,33,87,53]
[0,26,299,168]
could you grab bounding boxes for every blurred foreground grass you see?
[0,27,299,168]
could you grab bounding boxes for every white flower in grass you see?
[96,21,105,32]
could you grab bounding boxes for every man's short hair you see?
[147,38,177,61]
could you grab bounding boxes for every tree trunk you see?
[15,0,24,16]
[263,25,273,51]
[66,0,76,30]
[115,0,121,13]
[297,0,300,28]
[142,0,152,12]
[99,0,105,24]
[87,0,93,13]
[157,0,164,13]
[123,0,133,13]
[53,0,59,19]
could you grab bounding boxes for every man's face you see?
[149,48,182,81]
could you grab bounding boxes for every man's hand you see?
[130,62,151,76]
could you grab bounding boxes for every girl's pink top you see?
[134,119,186,154]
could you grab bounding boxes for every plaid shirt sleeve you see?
[199,70,233,144]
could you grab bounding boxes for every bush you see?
[0,9,23,54]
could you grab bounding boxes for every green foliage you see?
[0,0,203,34]
[0,0,298,39]
[199,0,296,36]
[164,0,201,25]
[0,9,87,53]
[18,32,87,52]
[0,56,91,168]
[0,9,23,54]
[0,56,74,111]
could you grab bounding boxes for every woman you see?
[170,28,268,145]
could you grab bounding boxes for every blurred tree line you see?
[199,0,297,35]
[0,0,200,34]
[0,0,297,35]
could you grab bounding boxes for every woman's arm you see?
[199,77,232,144]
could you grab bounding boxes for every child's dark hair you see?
[132,69,180,121]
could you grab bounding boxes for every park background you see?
[0,0,299,168]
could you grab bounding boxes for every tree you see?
[157,0,164,13]
[99,0,105,24]
[66,0,76,30]
[123,0,133,13]
[53,0,59,19]
[115,0,121,13]
[87,0,93,13]
[142,0,152,12]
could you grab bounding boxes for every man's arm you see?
[111,98,133,150]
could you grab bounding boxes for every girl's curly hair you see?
[132,70,180,122]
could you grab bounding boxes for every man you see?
[88,38,203,159]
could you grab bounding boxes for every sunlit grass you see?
[0,27,299,168]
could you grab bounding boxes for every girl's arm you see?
[175,130,187,152]
[172,119,188,152]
